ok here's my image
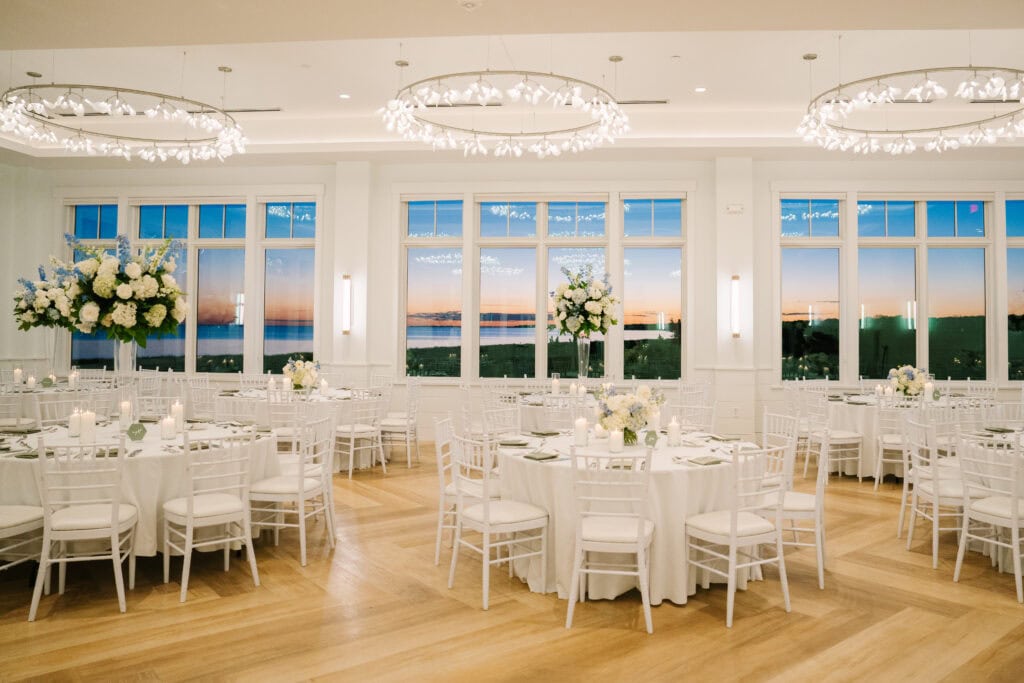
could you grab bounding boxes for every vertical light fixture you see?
[340,275,352,335]
[730,275,741,338]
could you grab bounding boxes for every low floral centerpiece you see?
[595,383,665,445]
[551,265,619,379]
[888,365,927,396]
[283,357,319,391]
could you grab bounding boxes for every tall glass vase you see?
[576,337,591,380]
[114,340,138,375]
[43,327,56,375]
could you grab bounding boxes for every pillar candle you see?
[160,415,176,440]
[551,377,560,395]
[667,416,681,447]
[609,429,624,453]
[68,408,81,438]
[569,382,578,396]
[80,409,96,443]
[119,400,132,429]
[171,401,184,433]
[25,376,36,390]
[874,384,883,396]
[320,378,329,393]
[577,384,587,397]
[924,381,934,400]
[574,417,588,447]
[593,423,608,439]
[12,368,22,384]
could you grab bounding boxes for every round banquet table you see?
[214,388,353,425]
[497,433,762,606]
[0,421,278,556]
[517,392,598,433]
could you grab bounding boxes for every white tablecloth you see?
[0,422,278,556]
[518,393,597,433]
[498,434,757,606]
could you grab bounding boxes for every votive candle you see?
[609,429,624,453]
[160,415,176,440]
[119,400,132,429]
[68,408,81,438]
[574,417,588,447]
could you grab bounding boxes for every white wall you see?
[5,153,1024,439]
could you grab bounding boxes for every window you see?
[857,201,915,237]
[859,248,916,377]
[74,204,117,240]
[780,198,840,237]
[479,248,535,377]
[1008,248,1024,380]
[266,202,316,239]
[781,248,840,380]
[406,247,463,377]
[926,200,985,237]
[407,200,463,238]
[401,193,686,381]
[1008,200,1024,237]
[928,248,985,379]
[623,248,682,379]
[196,249,245,373]
[199,204,246,239]
[70,240,117,370]
[139,204,187,239]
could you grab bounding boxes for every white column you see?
[330,162,372,369]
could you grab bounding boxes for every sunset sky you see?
[623,248,681,326]
[197,249,244,325]
[781,248,839,321]
[859,248,915,318]
[264,249,314,323]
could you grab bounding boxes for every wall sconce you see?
[340,274,352,335]
[730,275,740,338]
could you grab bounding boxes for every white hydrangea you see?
[133,274,159,299]
[571,288,588,305]
[111,301,137,328]
[116,283,134,299]
[125,262,142,279]
[584,300,603,315]
[101,313,113,327]
[93,273,116,298]
[161,273,178,291]
[555,283,569,297]
[172,296,188,322]
[143,304,167,327]
[164,258,177,274]
[76,258,99,277]
[98,257,119,277]
[565,316,581,332]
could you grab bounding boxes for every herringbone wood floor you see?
[2,449,1024,682]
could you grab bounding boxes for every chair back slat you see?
[570,447,653,543]
[451,434,498,518]
[36,436,128,530]
[956,434,1024,528]
[181,431,256,517]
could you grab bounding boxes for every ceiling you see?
[2,1,1024,164]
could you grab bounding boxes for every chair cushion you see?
[164,493,243,519]
[782,491,818,513]
[581,516,654,544]
[811,429,861,442]
[686,510,775,537]
[0,505,43,530]
[387,411,408,420]
[279,461,325,478]
[274,427,300,437]
[444,479,501,500]
[380,417,413,430]
[462,500,547,525]
[918,478,964,500]
[0,417,35,428]
[970,496,1024,520]
[880,434,904,446]
[250,476,321,496]
[336,423,377,434]
[51,503,138,531]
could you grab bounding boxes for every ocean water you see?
[405,325,677,348]
[72,324,313,358]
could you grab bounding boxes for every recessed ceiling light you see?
[694,86,707,93]
[338,93,351,100]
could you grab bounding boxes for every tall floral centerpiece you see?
[888,365,927,395]
[551,265,618,379]
[283,358,319,391]
[595,384,664,446]
[13,234,187,372]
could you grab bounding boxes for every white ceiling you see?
[2,1,1024,163]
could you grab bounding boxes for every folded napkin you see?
[524,451,559,461]
[688,455,725,466]
[530,430,559,437]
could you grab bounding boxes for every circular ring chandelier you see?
[379,69,630,158]
[0,83,247,163]
[798,66,1024,155]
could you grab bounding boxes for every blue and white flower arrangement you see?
[888,365,927,396]
[595,383,664,445]
[550,265,618,340]
[283,357,320,390]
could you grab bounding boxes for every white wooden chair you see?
[0,505,44,575]
[336,393,386,478]
[29,436,138,621]
[0,393,41,432]
[985,402,1024,430]
[238,372,270,391]
[381,378,421,467]
[37,396,84,427]
[482,405,519,440]
[781,431,829,589]
[133,395,180,422]
[565,446,655,634]
[541,394,579,433]
[671,403,716,433]
[185,384,219,421]
[250,416,336,566]
[448,434,548,610]
[434,416,458,566]
[904,417,963,569]
[804,392,863,481]
[761,410,799,491]
[162,431,259,602]
[954,435,1024,602]
[683,444,791,628]
[874,400,911,491]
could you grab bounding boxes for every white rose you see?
[80,301,100,323]
[161,273,178,291]
[116,283,133,299]
[565,316,581,333]
[143,304,167,327]
[164,258,177,274]
[111,301,137,328]
[589,315,602,327]
[558,311,567,321]
[555,283,569,296]
[588,286,602,299]
[572,288,588,305]
[125,262,142,279]
[172,296,188,322]
[584,300,602,315]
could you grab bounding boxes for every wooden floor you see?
[3,450,1024,682]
